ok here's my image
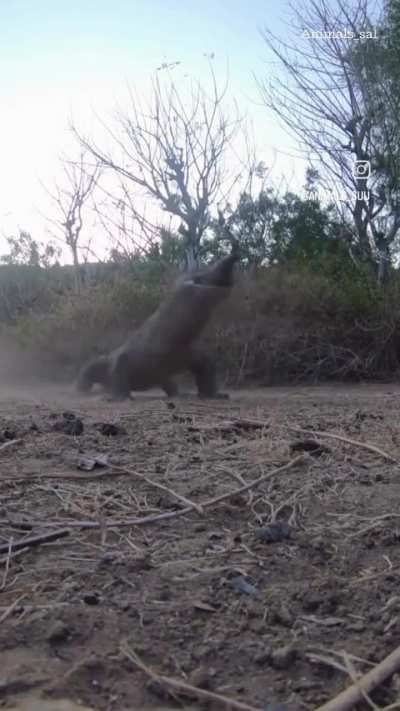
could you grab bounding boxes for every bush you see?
[8,275,165,379]
[208,264,400,385]
[4,262,400,385]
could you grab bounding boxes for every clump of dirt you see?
[0,383,400,710]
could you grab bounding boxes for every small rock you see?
[270,644,298,670]
[47,621,71,644]
[52,413,83,436]
[3,428,17,440]
[96,423,126,437]
[302,593,323,612]
[256,521,292,543]
[231,575,260,598]
[147,678,172,700]
[254,648,272,665]
[208,530,223,540]
[290,439,331,456]
[83,591,100,605]
[78,453,108,471]
[98,552,119,567]
[78,456,97,471]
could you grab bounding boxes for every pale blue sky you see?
[0,0,305,256]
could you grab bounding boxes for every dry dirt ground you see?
[1,382,400,711]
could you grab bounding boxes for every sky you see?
[0,0,306,261]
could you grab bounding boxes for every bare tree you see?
[91,175,165,262]
[70,66,243,268]
[259,0,399,281]
[44,152,101,289]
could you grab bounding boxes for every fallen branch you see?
[109,463,203,514]
[0,469,131,482]
[201,454,306,506]
[0,439,22,453]
[0,594,27,623]
[25,454,307,531]
[314,643,400,711]
[289,426,397,463]
[0,528,70,556]
[121,644,264,711]
[0,464,202,514]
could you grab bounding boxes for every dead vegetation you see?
[1,385,400,709]
[3,262,400,388]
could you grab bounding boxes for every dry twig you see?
[110,463,203,514]
[0,469,132,482]
[34,454,307,531]
[0,528,70,555]
[314,644,400,711]
[122,643,264,711]
[0,594,27,624]
[0,439,22,453]
[1,538,13,589]
[289,426,397,463]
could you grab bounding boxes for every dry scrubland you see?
[1,267,400,709]
[2,263,400,386]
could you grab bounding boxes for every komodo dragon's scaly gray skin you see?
[77,253,238,400]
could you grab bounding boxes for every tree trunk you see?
[377,243,391,285]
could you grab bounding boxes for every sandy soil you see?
[1,382,400,710]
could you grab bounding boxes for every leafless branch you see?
[259,0,399,279]
[42,151,101,288]
[71,65,244,266]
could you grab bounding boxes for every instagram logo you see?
[352,160,370,178]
